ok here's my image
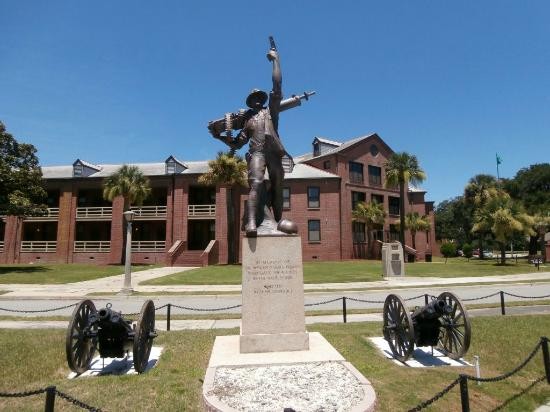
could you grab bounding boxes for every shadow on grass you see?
[0,266,52,275]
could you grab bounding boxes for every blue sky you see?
[1,1,549,204]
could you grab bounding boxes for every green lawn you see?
[0,264,159,284]
[0,315,548,411]
[142,257,543,285]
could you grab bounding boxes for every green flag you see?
[496,153,502,165]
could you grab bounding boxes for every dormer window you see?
[164,155,188,175]
[313,142,320,157]
[73,159,101,177]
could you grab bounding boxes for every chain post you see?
[424,294,429,305]
[342,297,347,323]
[459,375,470,412]
[44,386,56,412]
[542,337,550,384]
[166,303,171,331]
[500,291,506,315]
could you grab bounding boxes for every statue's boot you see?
[277,218,298,234]
[245,196,258,237]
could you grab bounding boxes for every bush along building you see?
[0,133,436,266]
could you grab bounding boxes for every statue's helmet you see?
[246,88,268,108]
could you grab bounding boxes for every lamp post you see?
[120,210,135,295]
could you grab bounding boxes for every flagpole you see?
[496,153,501,181]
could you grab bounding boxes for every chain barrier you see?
[0,302,77,313]
[406,377,461,412]
[0,388,46,397]
[490,375,546,412]
[170,303,242,312]
[503,292,550,299]
[465,341,542,383]
[404,293,429,301]
[461,292,501,301]
[408,338,547,411]
[346,296,385,304]
[304,297,343,307]
[0,387,101,411]
[56,389,102,411]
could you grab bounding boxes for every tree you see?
[532,214,550,260]
[472,191,534,264]
[505,164,550,255]
[0,121,46,216]
[199,152,247,264]
[462,243,473,261]
[103,165,151,264]
[404,211,431,251]
[435,196,473,246]
[352,201,386,258]
[464,174,498,259]
[440,242,456,264]
[384,152,426,248]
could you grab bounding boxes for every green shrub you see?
[462,243,473,260]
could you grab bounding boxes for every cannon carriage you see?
[66,300,157,374]
[382,292,471,362]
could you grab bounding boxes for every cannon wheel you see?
[133,300,156,373]
[437,292,471,360]
[66,299,97,374]
[383,294,415,362]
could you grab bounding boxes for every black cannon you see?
[382,292,471,362]
[66,300,157,374]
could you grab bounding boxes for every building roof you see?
[41,160,338,181]
[313,137,343,147]
[42,161,210,179]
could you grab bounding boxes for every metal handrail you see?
[20,241,57,252]
[130,205,167,217]
[73,241,111,252]
[131,240,166,252]
[188,204,216,217]
[76,207,112,218]
[24,207,60,219]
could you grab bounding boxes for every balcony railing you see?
[188,204,216,219]
[131,240,166,252]
[20,241,57,252]
[74,241,111,253]
[131,205,167,218]
[24,207,59,220]
[76,207,112,219]
[0,241,4,252]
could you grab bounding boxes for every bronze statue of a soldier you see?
[208,37,315,237]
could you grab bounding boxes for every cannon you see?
[66,300,157,374]
[382,292,471,362]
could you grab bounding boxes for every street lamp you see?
[120,210,135,294]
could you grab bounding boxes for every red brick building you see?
[0,133,436,266]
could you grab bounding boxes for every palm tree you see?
[472,192,534,264]
[464,174,498,259]
[352,201,386,258]
[199,151,247,264]
[103,165,151,264]
[532,214,550,260]
[384,152,426,248]
[404,211,431,251]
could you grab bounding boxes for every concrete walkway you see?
[0,267,549,298]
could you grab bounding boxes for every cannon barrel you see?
[412,298,452,322]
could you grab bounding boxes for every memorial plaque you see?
[240,235,309,353]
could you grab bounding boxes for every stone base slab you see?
[203,333,376,411]
[240,331,309,353]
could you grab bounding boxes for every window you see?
[308,220,321,242]
[368,165,382,186]
[313,142,320,157]
[349,161,364,184]
[372,194,384,205]
[323,160,331,170]
[389,196,400,216]
[166,161,176,174]
[73,164,83,177]
[351,191,366,210]
[389,224,399,241]
[283,187,290,209]
[370,144,379,156]
[352,222,366,243]
[308,187,320,208]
